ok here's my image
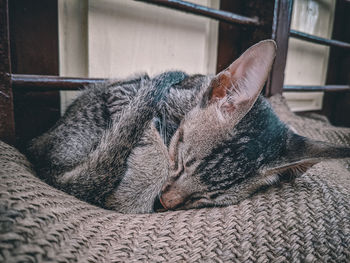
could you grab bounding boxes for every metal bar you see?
[11,74,350,94]
[135,0,261,26]
[290,29,350,49]
[11,74,107,91]
[283,85,350,92]
[0,0,15,145]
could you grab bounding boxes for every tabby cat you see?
[27,40,350,213]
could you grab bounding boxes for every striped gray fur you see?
[27,71,190,207]
[27,40,350,213]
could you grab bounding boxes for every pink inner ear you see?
[207,40,276,113]
[210,54,255,103]
[210,71,234,101]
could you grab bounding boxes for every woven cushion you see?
[1,94,349,262]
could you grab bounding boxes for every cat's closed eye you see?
[185,157,196,168]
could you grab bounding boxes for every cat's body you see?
[27,40,350,213]
[27,72,207,212]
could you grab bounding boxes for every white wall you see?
[59,0,219,113]
[283,0,336,112]
[88,0,219,78]
[58,0,88,114]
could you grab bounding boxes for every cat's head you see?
[156,40,350,211]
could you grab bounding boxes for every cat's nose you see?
[159,184,186,210]
[159,192,184,210]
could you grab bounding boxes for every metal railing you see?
[10,0,350,93]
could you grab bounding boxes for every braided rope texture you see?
[1,95,349,262]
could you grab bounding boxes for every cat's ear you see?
[202,40,276,115]
[263,132,350,180]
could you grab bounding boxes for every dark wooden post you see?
[216,0,293,97]
[323,0,350,127]
[265,0,294,96]
[0,0,15,145]
[216,0,275,72]
[216,1,246,73]
[9,0,60,148]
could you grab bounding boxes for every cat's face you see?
[157,40,350,211]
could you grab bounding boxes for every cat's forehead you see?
[181,105,231,151]
[182,95,274,141]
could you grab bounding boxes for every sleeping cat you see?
[27,40,350,213]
